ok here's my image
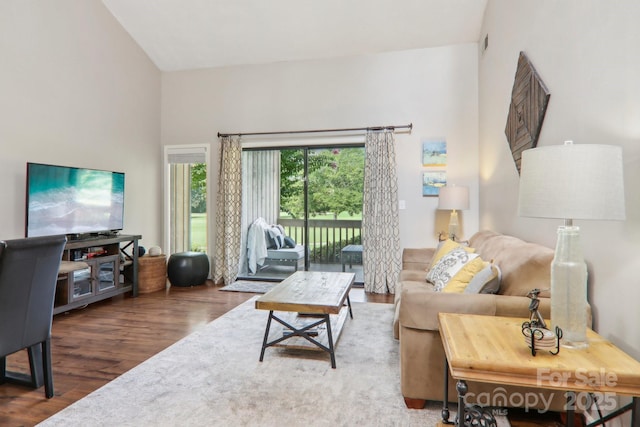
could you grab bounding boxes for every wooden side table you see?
[438,313,640,426]
[138,255,167,294]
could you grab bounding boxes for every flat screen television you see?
[25,162,125,238]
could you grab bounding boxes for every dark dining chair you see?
[0,234,67,398]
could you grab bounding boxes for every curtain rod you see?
[217,123,412,138]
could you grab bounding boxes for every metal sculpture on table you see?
[521,288,562,356]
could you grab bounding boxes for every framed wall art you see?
[422,171,446,197]
[422,139,447,167]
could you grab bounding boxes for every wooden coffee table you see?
[438,313,640,426]
[255,271,355,368]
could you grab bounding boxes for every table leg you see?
[324,314,336,368]
[582,395,639,426]
[341,251,346,272]
[259,311,339,368]
[456,380,468,426]
[441,357,452,424]
[259,310,274,362]
[565,391,575,427]
[345,295,353,319]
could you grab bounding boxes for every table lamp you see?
[518,141,625,348]
[438,185,470,241]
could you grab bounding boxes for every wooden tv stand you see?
[54,234,141,315]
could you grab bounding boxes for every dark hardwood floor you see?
[0,282,393,427]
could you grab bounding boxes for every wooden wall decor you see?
[505,52,550,174]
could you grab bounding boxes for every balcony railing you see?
[278,218,362,264]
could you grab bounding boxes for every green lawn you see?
[190,213,207,252]
[278,212,362,262]
[279,212,362,221]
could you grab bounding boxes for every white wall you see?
[479,0,640,359]
[161,45,480,254]
[0,1,162,247]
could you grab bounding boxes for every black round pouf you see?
[167,252,209,287]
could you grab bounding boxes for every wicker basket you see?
[138,255,167,294]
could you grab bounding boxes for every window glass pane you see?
[168,162,207,254]
[190,163,207,252]
[239,145,363,284]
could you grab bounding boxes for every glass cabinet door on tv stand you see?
[54,234,141,315]
[96,255,119,293]
[68,267,92,301]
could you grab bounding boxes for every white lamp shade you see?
[518,143,625,220]
[438,186,469,210]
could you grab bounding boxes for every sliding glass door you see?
[238,145,364,283]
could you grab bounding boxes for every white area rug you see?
[38,297,509,427]
[219,280,277,293]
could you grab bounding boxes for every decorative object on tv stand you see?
[437,185,469,241]
[148,246,162,257]
[518,141,625,349]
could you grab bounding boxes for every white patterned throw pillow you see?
[426,247,479,291]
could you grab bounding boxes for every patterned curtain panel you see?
[213,136,243,285]
[362,130,401,294]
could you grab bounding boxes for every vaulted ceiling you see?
[102,0,488,72]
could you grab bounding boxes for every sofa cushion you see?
[402,247,436,271]
[469,230,554,297]
[464,261,501,294]
[441,256,486,293]
[399,282,496,331]
[283,236,296,248]
[428,239,474,271]
[266,225,285,249]
[426,247,480,291]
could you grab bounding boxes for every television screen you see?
[26,162,125,238]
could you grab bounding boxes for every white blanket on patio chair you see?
[247,217,269,274]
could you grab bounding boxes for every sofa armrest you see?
[402,248,435,271]
[399,282,497,332]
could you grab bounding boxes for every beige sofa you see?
[394,230,588,412]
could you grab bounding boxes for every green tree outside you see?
[191,163,207,213]
[280,147,364,219]
[190,163,207,251]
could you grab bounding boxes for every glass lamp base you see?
[551,225,589,350]
[448,210,459,240]
[561,339,588,350]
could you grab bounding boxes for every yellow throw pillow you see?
[427,247,479,291]
[428,239,475,271]
[442,256,486,293]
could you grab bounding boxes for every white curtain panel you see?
[213,136,243,285]
[362,130,401,294]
